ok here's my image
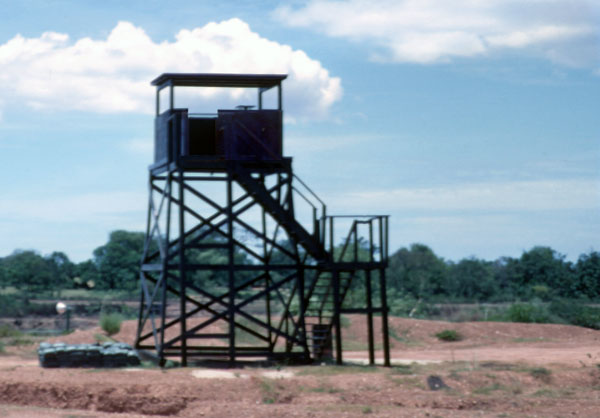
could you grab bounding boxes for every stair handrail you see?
[323,215,390,264]
[292,174,327,244]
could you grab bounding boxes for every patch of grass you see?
[531,387,573,398]
[389,364,413,375]
[388,375,425,389]
[94,333,114,343]
[258,377,288,404]
[532,388,556,397]
[362,406,373,414]
[511,337,547,343]
[472,382,503,395]
[435,329,463,342]
[6,336,34,346]
[529,367,552,383]
[0,341,5,354]
[479,362,516,371]
[297,364,381,376]
[310,385,342,394]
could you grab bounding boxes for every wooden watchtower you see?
[135,73,390,366]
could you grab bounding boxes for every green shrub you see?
[549,300,600,330]
[99,313,123,336]
[435,329,463,342]
[0,324,21,338]
[506,303,551,323]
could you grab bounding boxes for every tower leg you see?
[366,269,375,366]
[379,267,391,367]
[177,170,187,367]
[227,173,236,365]
[333,269,342,365]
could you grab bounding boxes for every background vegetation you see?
[0,230,599,328]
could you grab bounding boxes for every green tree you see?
[45,251,75,291]
[491,256,519,301]
[447,257,497,301]
[387,243,448,300]
[515,246,573,298]
[572,251,600,299]
[2,250,54,296]
[93,230,145,290]
[75,259,101,288]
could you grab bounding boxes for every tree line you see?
[0,230,598,304]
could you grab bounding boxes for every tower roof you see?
[151,73,287,89]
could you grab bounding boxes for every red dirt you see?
[2,316,600,417]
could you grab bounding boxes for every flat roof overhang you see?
[151,73,287,89]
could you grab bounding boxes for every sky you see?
[0,0,598,263]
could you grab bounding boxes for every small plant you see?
[362,406,373,414]
[472,382,503,395]
[340,315,351,329]
[99,313,123,336]
[435,329,463,342]
[0,324,22,338]
[530,367,552,383]
[506,303,550,324]
[6,336,34,346]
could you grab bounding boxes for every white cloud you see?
[0,19,342,119]
[274,0,600,67]
[0,191,147,224]
[331,179,600,212]
[122,138,153,158]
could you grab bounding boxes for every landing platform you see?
[149,156,293,176]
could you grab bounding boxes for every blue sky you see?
[0,0,598,262]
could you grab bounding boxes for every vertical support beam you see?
[353,222,358,261]
[160,174,172,366]
[365,269,375,365]
[277,85,282,110]
[298,266,308,356]
[333,268,342,365]
[367,221,375,365]
[258,88,263,110]
[177,170,187,366]
[227,172,236,365]
[137,174,154,346]
[329,217,334,261]
[136,281,145,345]
[378,217,390,367]
[261,175,273,349]
[155,88,160,116]
[169,84,174,111]
[379,267,391,367]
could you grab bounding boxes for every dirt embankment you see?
[1,316,600,417]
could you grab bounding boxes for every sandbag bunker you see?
[38,342,141,368]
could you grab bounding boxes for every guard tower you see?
[135,73,390,366]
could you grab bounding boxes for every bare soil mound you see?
[4,316,600,417]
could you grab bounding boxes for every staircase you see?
[234,166,371,361]
[303,270,357,359]
[234,167,327,262]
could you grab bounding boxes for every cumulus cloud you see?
[0,19,342,119]
[274,0,600,68]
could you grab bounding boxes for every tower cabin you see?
[137,73,390,367]
[150,73,287,173]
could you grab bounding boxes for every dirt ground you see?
[2,316,600,417]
